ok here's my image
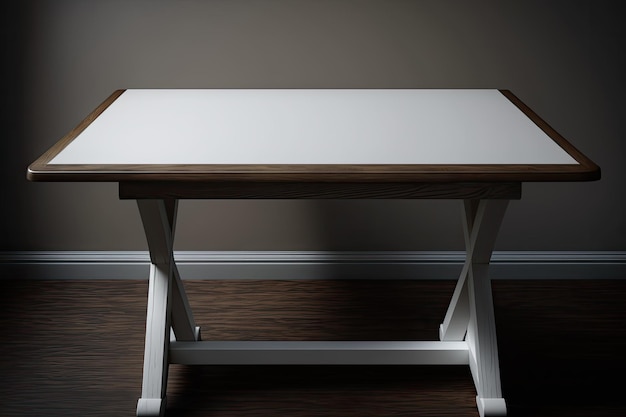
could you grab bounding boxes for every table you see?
[28,89,600,417]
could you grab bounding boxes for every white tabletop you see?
[48,89,577,166]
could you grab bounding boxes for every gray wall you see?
[4,0,624,252]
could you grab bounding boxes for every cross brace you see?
[136,198,509,417]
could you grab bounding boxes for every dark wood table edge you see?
[499,89,600,179]
[27,165,600,183]
[118,181,522,200]
[25,88,601,184]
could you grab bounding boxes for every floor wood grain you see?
[0,279,624,416]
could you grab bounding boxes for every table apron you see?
[119,181,522,200]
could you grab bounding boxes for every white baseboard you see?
[1,251,625,280]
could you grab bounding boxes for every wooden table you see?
[28,89,600,417]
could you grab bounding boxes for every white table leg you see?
[137,262,171,417]
[171,263,201,342]
[440,199,509,416]
[468,263,507,417]
[136,199,199,417]
[134,197,508,416]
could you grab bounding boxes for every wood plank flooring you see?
[0,279,624,416]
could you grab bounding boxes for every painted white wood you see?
[477,397,507,417]
[137,199,175,416]
[438,200,508,414]
[459,200,509,416]
[137,200,172,265]
[467,265,504,399]
[170,263,200,342]
[439,259,470,340]
[168,341,469,365]
[138,262,172,417]
[439,200,479,341]
[136,398,165,417]
[136,198,201,416]
[470,201,510,264]
[49,89,577,165]
[440,200,508,341]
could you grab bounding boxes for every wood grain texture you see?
[27,162,598,183]
[119,181,522,200]
[1,279,624,417]
[499,90,601,181]
[26,89,125,181]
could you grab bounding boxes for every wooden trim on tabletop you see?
[29,163,595,183]
[26,89,126,181]
[26,89,601,184]
[499,89,600,181]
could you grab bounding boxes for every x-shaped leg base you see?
[440,199,509,416]
[135,200,200,417]
[135,198,509,417]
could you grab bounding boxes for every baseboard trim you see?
[1,251,625,280]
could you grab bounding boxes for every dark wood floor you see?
[0,278,625,416]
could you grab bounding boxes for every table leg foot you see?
[137,397,166,417]
[137,200,178,417]
[476,396,506,417]
[442,200,509,417]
